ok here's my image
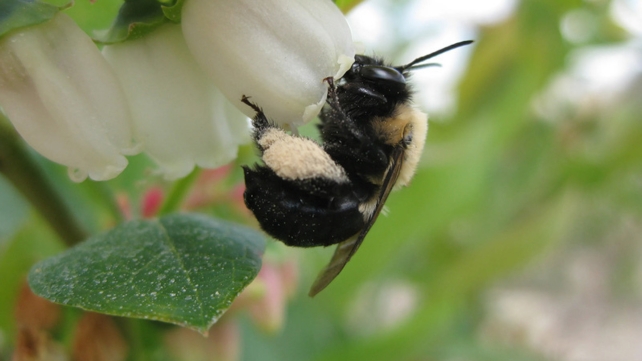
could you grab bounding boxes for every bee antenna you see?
[398,40,474,72]
[408,62,442,71]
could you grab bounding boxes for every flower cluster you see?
[0,0,354,181]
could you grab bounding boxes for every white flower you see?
[0,13,139,181]
[102,24,251,180]
[181,0,355,128]
[1,0,355,182]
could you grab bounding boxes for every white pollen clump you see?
[258,128,348,182]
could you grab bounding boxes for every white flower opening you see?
[181,0,355,128]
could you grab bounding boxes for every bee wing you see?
[308,145,405,297]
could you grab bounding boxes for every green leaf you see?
[334,0,363,13]
[0,0,63,38]
[62,0,123,38]
[94,0,167,44]
[162,0,184,23]
[28,213,266,334]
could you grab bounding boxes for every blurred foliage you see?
[1,0,641,360]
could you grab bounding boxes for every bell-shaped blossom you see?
[182,0,355,127]
[102,24,250,180]
[0,13,139,182]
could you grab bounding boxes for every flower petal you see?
[182,0,355,127]
[102,24,250,180]
[0,13,137,181]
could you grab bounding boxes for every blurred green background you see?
[1,0,641,360]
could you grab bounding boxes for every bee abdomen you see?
[243,166,365,247]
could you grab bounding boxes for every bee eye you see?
[360,65,406,85]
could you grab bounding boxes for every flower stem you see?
[0,118,87,246]
[120,318,150,361]
[158,167,201,216]
[87,180,125,224]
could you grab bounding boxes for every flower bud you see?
[0,13,138,181]
[181,0,355,128]
[102,24,250,180]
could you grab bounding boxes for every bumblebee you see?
[242,40,473,296]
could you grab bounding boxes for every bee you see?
[242,40,473,296]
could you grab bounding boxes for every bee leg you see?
[319,85,389,177]
[241,95,261,113]
[241,94,273,138]
[323,77,365,138]
[323,77,343,111]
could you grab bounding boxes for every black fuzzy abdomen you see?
[243,166,365,247]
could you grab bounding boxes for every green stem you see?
[158,167,201,216]
[0,119,87,246]
[121,318,149,361]
[87,180,125,224]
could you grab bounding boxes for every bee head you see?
[346,56,408,94]
[335,40,473,120]
[345,40,474,86]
